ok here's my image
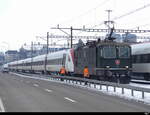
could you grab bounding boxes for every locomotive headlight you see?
[106,66,110,69]
[125,66,129,69]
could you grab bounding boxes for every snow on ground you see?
[88,84,150,105]
[11,72,150,106]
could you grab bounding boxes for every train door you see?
[62,54,66,67]
[44,54,47,74]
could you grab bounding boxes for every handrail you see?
[50,74,150,93]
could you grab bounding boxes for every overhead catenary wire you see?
[50,1,150,45]
[113,3,150,21]
[53,0,111,37]
[90,2,150,29]
[58,0,111,26]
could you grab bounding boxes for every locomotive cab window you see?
[103,45,116,58]
[119,46,130,58]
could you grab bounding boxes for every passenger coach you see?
[8,49,74,75]
[131,42,150,80]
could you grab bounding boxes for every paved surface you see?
[0,72,149,112]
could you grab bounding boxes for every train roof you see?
[33,54,45,62]
[6,49,72,65]
[75,41,131,52]
[96,41,130,46]
[79,41,131,49]
[47,49,71,60]
[7,58,32,65]
[8,60,18,65]
[131,42,150,55]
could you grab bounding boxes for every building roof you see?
[5,50,18,54]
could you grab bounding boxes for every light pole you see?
[36,32,50,74]
[1,42,10,63]
[47,32,49,54]
[105,10,114,34]
[51,25,73,49]
[31,41,33,73]
[36,32,50,54]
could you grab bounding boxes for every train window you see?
[148,54,150,63]
[133,54,150,63]
[97,47,103,58]
[47,58,63,65]
[103,46,116,58]
[132,55,136,63]
[136,55,141,63]
[141,54,149,63]
[119,46,130,58]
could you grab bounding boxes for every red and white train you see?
[8,49,74,75]
[4,40,132,84]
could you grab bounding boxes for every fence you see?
[48,74,150,100]
[15,72,150,100]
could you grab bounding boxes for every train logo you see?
[115,60,120,65]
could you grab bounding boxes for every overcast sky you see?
[0,0,150,52]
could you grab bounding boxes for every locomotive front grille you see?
[95,68,132,71]
[95,68,131,77]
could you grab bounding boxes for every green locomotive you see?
[74,28,132,84]
[74,40,131,84]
